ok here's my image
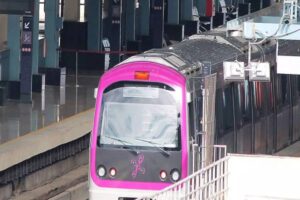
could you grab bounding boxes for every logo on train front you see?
[131,154,145,179]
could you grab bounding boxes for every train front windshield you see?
[98,82,181,150]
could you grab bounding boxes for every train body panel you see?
[89,180,157,200]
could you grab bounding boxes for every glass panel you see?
[223,86,234,131]
[98,82,181,149]
[216,86,234,137]
[100,103,178,148]
[276,75,289,109]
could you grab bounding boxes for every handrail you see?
[57,48,139,55]
[138,154,229,200]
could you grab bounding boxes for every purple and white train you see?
[89,28,300,199]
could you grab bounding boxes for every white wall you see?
[228,154,300,200]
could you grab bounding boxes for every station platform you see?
[0,72,99,145]
[0,72,100,171]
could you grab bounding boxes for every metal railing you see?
[57,48,139,87]
[139,146,228,200]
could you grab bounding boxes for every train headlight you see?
[160,170,167,180]
[171,169,180,182]
[97,166,106,177]
[109,167,117,177]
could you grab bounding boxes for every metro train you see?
[89,27,300,199]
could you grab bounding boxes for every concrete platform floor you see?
[0,73,100,145]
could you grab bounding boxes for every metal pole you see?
[75,51,79,87]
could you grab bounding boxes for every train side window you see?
[234,81,251,127]
[216,89,224,136]
[223,86,234,130]
[298,76,300,95]
[265,82,274,114]
[253,82,272,117]
[276,75,289,109]
[291,75,299,103]
[217,86,234,134]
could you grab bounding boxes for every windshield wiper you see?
[135,138,170,157]
[102,135,139,155]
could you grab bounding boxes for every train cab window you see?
[97,82,181,150]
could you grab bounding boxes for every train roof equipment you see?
[227,0,300,76]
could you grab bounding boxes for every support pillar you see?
[8,16,21,81]
[44,0,61,69]
[165,0,184,41]
[7,15,21,99]
[181,0,193,21]
[42,0,65,86]
[125,0,136,41]
[32,0,45,93]
[125,0,141,54]
[107,0,122,67]
[136,0,151,50]
[138,0,150,36]
[32,0,39,75]
[87,0,102,51]
[150,0,164,48]
[64,0,80,21]
[0,15,7,46]
[167,0,179,24]
[182,0,199,35]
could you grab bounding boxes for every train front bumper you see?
[89,181,157,200]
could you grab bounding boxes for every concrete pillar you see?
[0,15,8,46]
[167,0,179,24]
[181,0,193,21]
[32,0,40,74]
[7,15,21,81]
[139,0,150,36]
[64,0,80,21]
[150,0,164,48]
[125,0,136,41]
[45,0,60,68]
[87,0,102,50]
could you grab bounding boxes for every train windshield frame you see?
[97,81,181,151]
